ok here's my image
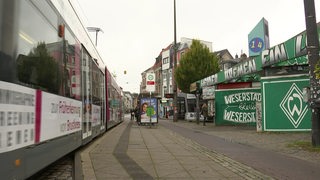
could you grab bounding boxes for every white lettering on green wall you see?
[200,74,217,87]
[261,43,287,66]
[295,34,307,57]
[224,59,256,81]
[222,91,260,123]
[224,92,261,104]
[223,110,256,123]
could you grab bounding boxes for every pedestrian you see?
[134,105,140,125]
[201,103,208,126]
[130,109,135,120]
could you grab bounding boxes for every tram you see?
[176,93,197,120]
[0,0,123,179]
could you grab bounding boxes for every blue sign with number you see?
[249,37,264,53]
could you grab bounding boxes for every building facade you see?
[140,37,230,119]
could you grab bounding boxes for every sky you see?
[74,0,320,94]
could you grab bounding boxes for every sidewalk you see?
[165,119,320,166]
[77,115,320,180]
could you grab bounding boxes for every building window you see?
[163,57,169,64]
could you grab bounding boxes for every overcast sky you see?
[74,0,320,93]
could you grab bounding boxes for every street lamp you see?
[173,0,178,122]
[87,27,104,46]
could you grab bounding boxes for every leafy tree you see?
[17,42,61,93]
[315,62,320,79]
[174,39,220,93]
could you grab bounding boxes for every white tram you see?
[0,0,123,179]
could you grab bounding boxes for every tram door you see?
[81,47,92,139]
[177,97,186,119]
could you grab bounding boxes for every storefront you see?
[197,22,319,131]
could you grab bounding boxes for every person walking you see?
[134,105,140,125]
[130,109,135,120]
[201,103,208,126]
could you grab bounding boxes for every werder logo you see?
[280,83,308,128]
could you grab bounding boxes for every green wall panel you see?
[261,76,311,131]
[215,88,260,126]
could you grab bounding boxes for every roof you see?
[214,49,233,59]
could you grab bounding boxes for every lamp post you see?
[173,0,178,122]
[87,27,104,46]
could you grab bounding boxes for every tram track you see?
[27,153,75,180]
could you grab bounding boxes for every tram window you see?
[177,97,185,113]
[92,63,103,106]
[17,1,58,55]
[15,0,81,99]
[187,99,196,112]
[16,1,59,93]
[31,0,58,28]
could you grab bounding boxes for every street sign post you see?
[145,72,156,127]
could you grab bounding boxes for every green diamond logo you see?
[280,83,308,128]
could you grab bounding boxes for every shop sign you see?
[200,23,320,84]
[202,86,215,99]
[200,74,217,87]
[224,59,257,81]
[161,98,168,103]
[261,33,307,67]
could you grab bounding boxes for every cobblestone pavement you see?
[171,120,320,166]
[79,116,320,180]
[80,119,276,179]
[153,125,273,179]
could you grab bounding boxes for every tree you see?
[174,39,220,93]
[315,63,320,79]
[17,42,61,93]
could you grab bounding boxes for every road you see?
[161,120,320,180]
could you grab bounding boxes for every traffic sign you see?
[146,72,155,92]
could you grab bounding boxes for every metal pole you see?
[95,30,98,46]
[150,91,152,128]
[203,103,206,126]
[196,93,199,125]
[304,0,320,146]
[173,0,178,122]
[87,27,103,46]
